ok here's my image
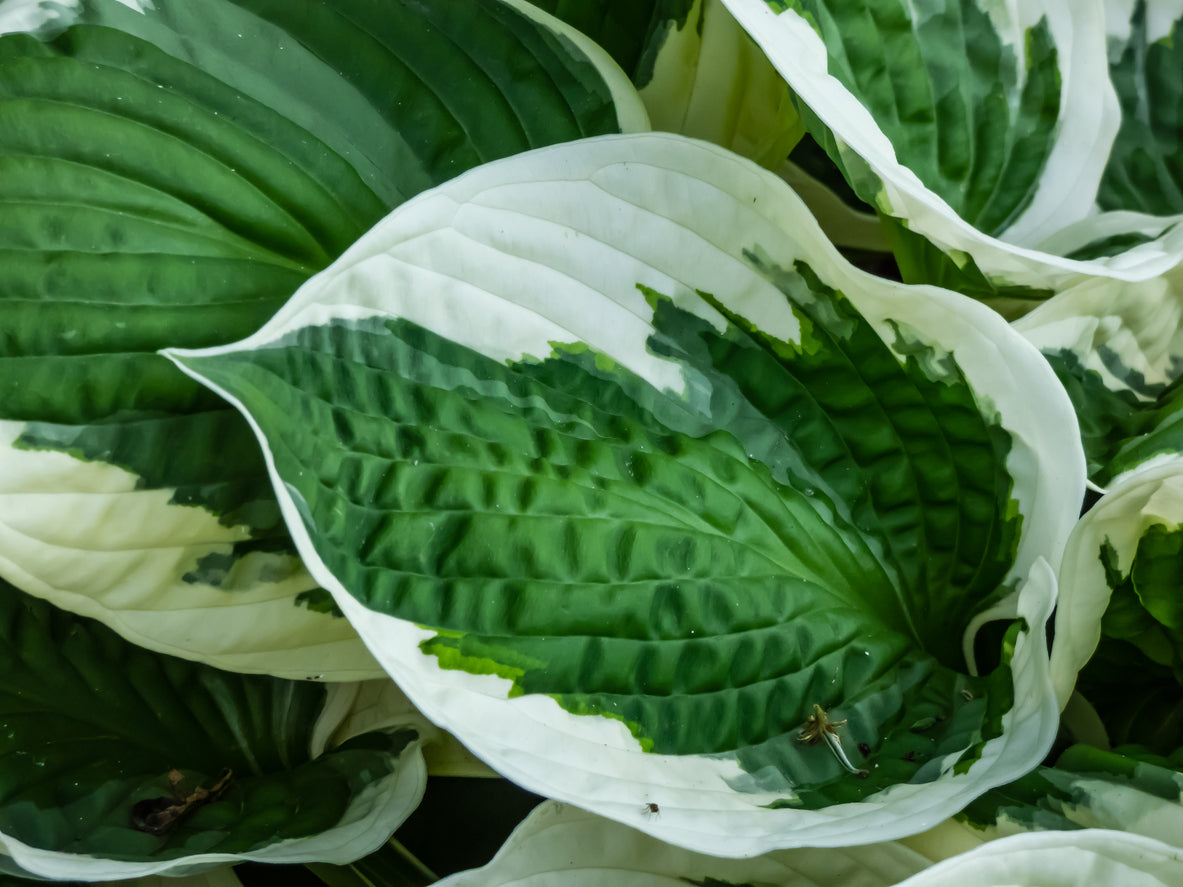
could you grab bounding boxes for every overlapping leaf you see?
[435,800,936,886]
[960,743,1183,850]
[718,0,1183,309]
[1049,455,1183,718]
[532,0,803,168]
[0,577,425,882]
[1100,0,1183,218]
[893,829,1183,886]
[437,799,1183,886]
[0,0,643,677]
[1014,267,1183,485]
[167,133,1082,853]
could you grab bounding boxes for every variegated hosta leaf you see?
[717,0,1183,308]
[959,743,1183,851]
[1034,0,1183,265]
[1049,457,1183,751]
[894,829,1183,887]
[323,678,497,778]
[1100,0,1183,218]
[0,578,426,882]
[530,0,803,168]
[440,800,1183,887]
[0,0,643,677]
[1013,266,1183,485]
[435,799,937,886]
[523,0,697,85]
[167,133,1083,854]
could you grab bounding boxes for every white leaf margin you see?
[0,682,427,882]
[440,802,1183,887]
[895,829,1183,887]
[1049,453,1183,706]
[436,799,937,886]
[718,0,1183,293]
[0,421,382,681]
[501,0,652,137]
[0,0,648,682]
[166,132,1081,855]
[1014,263,1183,399]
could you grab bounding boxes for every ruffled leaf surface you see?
[1014,267,1183,485]
[959,743,1183,850]
[1049,456,1183,729]
[167,133,1082,854]
[0,0,641,677]
[0,578,426,882]
[718,0,1183,306]
[436,799,935,886]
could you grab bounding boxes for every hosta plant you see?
[1,0,1182,883]
[719,0,1183,309]
[0,0,642,678]
[167,131,1083,855]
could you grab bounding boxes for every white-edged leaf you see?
[436,799,936,886]
[166,133,1082,854]
[957,742,1183,851]
[0,0,642,677]
[1050,455,1183,709]
[440,803,1183,886]
[1014,265,1183,484]
[718,0,1183,303]
[895,829,1183,886]
[0,580,426,882]
[526,0,803,167]
[638,0,804,167]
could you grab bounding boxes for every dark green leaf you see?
[1099,1,1183,215]
[0,577,419,866]
[780,0,1061,237]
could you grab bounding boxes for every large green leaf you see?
[0,577,425,881]
[718,0,1183,308]
[168,133,1082,853]
[1074,512,1183,755]
[0,0,643,677]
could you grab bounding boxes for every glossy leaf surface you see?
[0,0,640,676]
[169,133,1082,852]
[0,578,425,881]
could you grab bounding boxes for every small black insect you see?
[857,742,871,756]
[641,802,660,817]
